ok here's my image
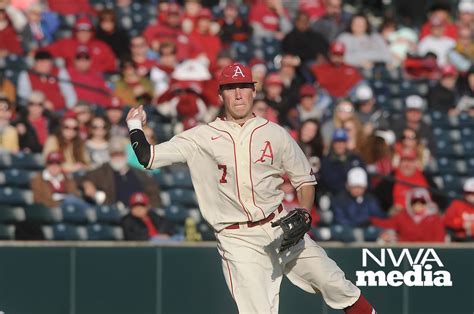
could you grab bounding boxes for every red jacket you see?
[27,68,66,110]
[249,3,288,32]
[0,24,22,55]
[372,210,445,242]
[420,22,457,40]
[189,31,222,65]
[45,38,117,73]
[47,0,94,15]
[310,62,362,97]
[392,169,429,209]
[444,199,474,239]
[67,67,111,107]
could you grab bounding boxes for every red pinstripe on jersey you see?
[249,120,269,219]
[208,124,252,221]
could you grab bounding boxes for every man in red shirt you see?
[66,46,111,107]
[249,0,292,40]
[189,8,222,66]
[311,42,363,98]
[444,178,474,240]
[45,15,117,73]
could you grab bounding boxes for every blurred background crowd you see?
[0,0,473,243]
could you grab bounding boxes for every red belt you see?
[225,204,284,230]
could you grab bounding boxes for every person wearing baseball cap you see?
[121,192,175,241]
[444,177,474,240]
[331,167,385,227]
[297,84,328,122]
[43,15,117,73]
[354,85,389,133]
[418,12,456,66]
[310,41,363,98]
[427,64,459,114]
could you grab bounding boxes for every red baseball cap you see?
[107,97,123,110]
[129,192,150,207]
[330,42,345,55]
[400,149,417,160]
[218,63,256,86]
[265,73,283,86]
[75,16,94,31]
[198,8,213,20]
[46,151,65,164]
[299,84,316,97]
[441,64,457,77]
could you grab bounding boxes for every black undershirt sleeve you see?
[129,129,151,167]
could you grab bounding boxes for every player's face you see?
[220,84,256,123]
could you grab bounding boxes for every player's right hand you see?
[126,105,147,127]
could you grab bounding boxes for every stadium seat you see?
[95,205,127,224]
[0,153,12,168]
[310,227,332,241]
[364,226,382,242]
[24,204,62,224]
[61,203,96,224]
[197,222,215,241]
[168,188,198,206]
[0,169,35,188]
[159,191,171,207]
[330,225,356,242]
[11,153,44,170]
[0,224,15,240]
[0,206,25,223]
[164,205,189,223]
[171,169,193,188]
[42,224,87,240]
[153,171,174,190]
[0,187,33,206]
[87,224,124,241]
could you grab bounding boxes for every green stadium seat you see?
[87,224,124,240]
[330,225,356,242]
[0,206,25,223]
[0,224,15,240]
[0,169,36,188]
[24,204,62,224]
[168,188,198,206]
[42,224,87,240]
[310,227,332,241]
[61,203,96,224]
[197,222,215,241]
[95,205,126,224]
[11,153,44,170]
[164,205,189,223]
[364,226,382,242]
[0,187,33,206]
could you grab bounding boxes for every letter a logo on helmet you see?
[232,65,245,79]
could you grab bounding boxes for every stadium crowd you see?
[0,0,473,243]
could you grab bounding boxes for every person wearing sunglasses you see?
[371,187,445,242]
[85,116,110,169]
[444,178,474,241]
[42,114,90,174]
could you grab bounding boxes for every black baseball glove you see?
[271,208,312,252]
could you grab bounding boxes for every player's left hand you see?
[271,208,311,252]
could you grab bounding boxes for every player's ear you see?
[252,87,257,98]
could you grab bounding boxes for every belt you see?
[225,204,284,230]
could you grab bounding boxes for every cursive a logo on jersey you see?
[356,248,452,287]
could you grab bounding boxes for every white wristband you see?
[127,119,143,131]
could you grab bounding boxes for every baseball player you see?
[126,63,376,314]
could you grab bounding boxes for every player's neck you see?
[224,113,254,125]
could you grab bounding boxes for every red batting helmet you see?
[218,63,256,86]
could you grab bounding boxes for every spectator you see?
[372,188,445,243]
[456,66,474,113]
[114,58,154,108]
[189,9,222,66]
[17,50,75,110]
[73,101,93,141]
[281,11,329,63]
[419,4,457,40]
[129,35,158,78]
[296,83,331,123]
[392,128,430,171]
[85,116,110,169]
[342,116,366,155]
[251,60,268,95]
[444,178,474,241]
[20,3,59,52]
[30,151,90,209]
[43,114,90,174]
[332,167,385,227]
[336,13,392,69]
[66,46,112,108]
[358,129,394,188]
[0,71,15,103]
[0,96,19,153]
[121,192,174,241]
[252,97,278,123]
[311,0,351,42]
[321,99,356,149]
[427,64,459,115]
[418,16,456,66]
[374,149,436,213]
[105,99,128,138]
[95,9,130,60]
[380,19,418,66]
[14,91,57,153]
[319,128,365,195]
[0,7,22,55]
[47,0,94,16]
[263,72,285,119]
[150,41,179,98]
[297,118,324,161]
[457,1,474,33]
[45,15,117,73]
[81,137,160,207]
[310,42,363,98]
[390,95,434,153]
[217,1,252,47]
[249,0,292,41]
[298,0,326,22]
[454,26,474,62]
[354,85,389,135]
[181,0,202,34]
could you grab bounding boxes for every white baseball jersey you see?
[146,115,317,231]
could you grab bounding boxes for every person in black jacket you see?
[121,192,174,241]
